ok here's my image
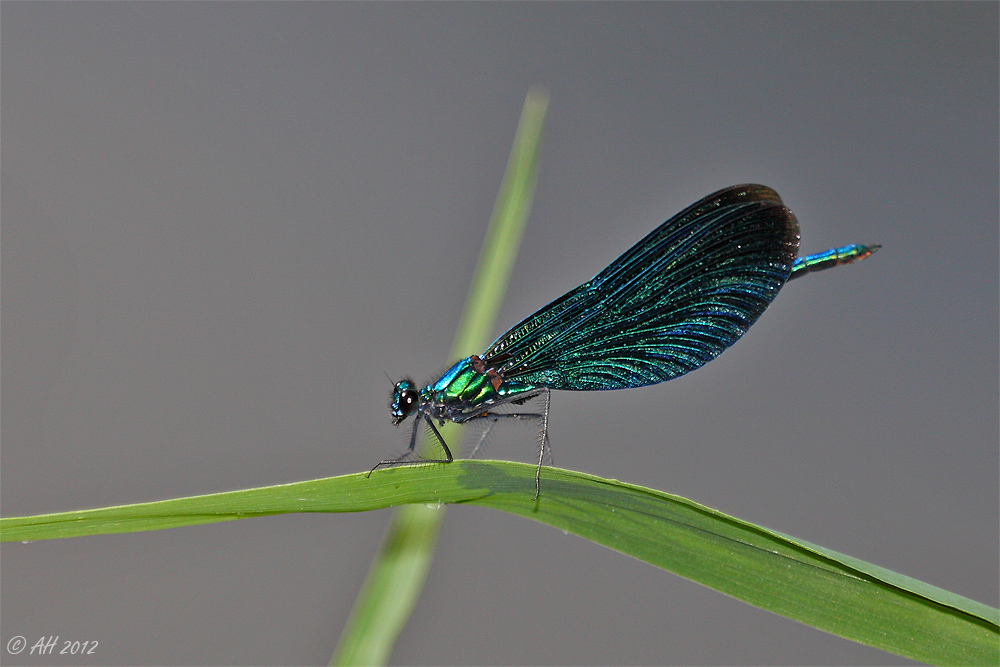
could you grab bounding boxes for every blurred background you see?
[2,4,996,665]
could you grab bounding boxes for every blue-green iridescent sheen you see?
[789,243,881,281]
[377,184,878,491]
[477,184,802,392]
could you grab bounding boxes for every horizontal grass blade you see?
[3,460,996,665]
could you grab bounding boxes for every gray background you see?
[2,3,997,665]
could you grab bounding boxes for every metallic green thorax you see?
[424,355,540,424]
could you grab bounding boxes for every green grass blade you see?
[329,503,444,666]
[452,86,549,356]
[3,460,996,664]
[331,87,549,666]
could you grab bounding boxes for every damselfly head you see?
[390,379,419,425]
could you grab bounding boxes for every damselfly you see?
[371,184,879,498]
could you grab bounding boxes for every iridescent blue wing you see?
[481,184,801,390]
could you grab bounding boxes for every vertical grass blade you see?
[331,88,549,666]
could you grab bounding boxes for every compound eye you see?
[399,388,418,412]
[390,380,419,424]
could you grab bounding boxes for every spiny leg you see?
[534,388,552,501]
[469,418,497,459]
[468,411,546,459]
[466,390,552,499]
[423,418,455,463]
[367,414,454,477]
